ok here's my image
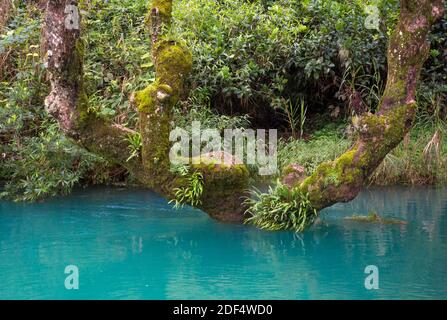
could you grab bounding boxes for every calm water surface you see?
[0,186,446,299]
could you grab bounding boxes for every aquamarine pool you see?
[0,186,446,299]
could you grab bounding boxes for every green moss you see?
[135,81,173,113]
[334,148,363,183]
[191,162,250,190]
[336,148,356,168]
[65,38,85,86]
[135,84,156,112]
[154,40,192,94]
[150,0,173,26]
[69,39,89,129]
[75,91,89,126]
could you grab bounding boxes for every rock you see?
[281,163,307,188]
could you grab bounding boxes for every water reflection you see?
[0,186,446,299]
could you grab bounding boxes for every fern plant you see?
[244,183,317,232]
[124,132,142,162]
[169,167,204,209]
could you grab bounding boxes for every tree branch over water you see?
[294,0,445,211]
[41,0,445,229]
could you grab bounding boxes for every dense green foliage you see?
[1,0,446,203]
[172,0,398,124]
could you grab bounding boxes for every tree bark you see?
[295,0,445,211]
[0,0,13,31]
[42,0,145,179]
[42,0,249,222]
[41,0,445,225]
[0,0,14,80]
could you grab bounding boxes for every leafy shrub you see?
[172,0,398,124]
[0,121,108,201]
[244,183,317,232]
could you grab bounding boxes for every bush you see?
[244,183,317,232]
[172,0,398,124]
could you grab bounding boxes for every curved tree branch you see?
[42,0,445,226]
[294,0,445,211]
[42,0,249,223]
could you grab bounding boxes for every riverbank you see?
[277,122,447,187]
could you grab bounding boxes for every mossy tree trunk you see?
[42,0,444,225]
[296,0,445,211]
[0,0,14,80]
[134,0,192,194]
[134,0,249,221]
[42,0,249,222]
[42,0,146,180]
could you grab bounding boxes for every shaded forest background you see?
[1,0,446,201]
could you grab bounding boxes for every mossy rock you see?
[281,163,307,188]
[344,212,408,225]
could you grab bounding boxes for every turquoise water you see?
[0,186,446,300]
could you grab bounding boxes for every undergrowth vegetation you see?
[169,165,204,208]
[172,0,398,125]
[0,2,122,201]
[0,0,446,203]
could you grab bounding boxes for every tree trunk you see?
[133,0,249,221]
[41,0,444,225]
[42,0,249,222]
[0,0,14,80]
[0,0,13,31]
[42,0,147,180]
[295,0,445,211]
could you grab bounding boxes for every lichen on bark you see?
[295,0,445,212]
[0,0,13,31]
[135,1,250,221]
[42,0,445,227]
